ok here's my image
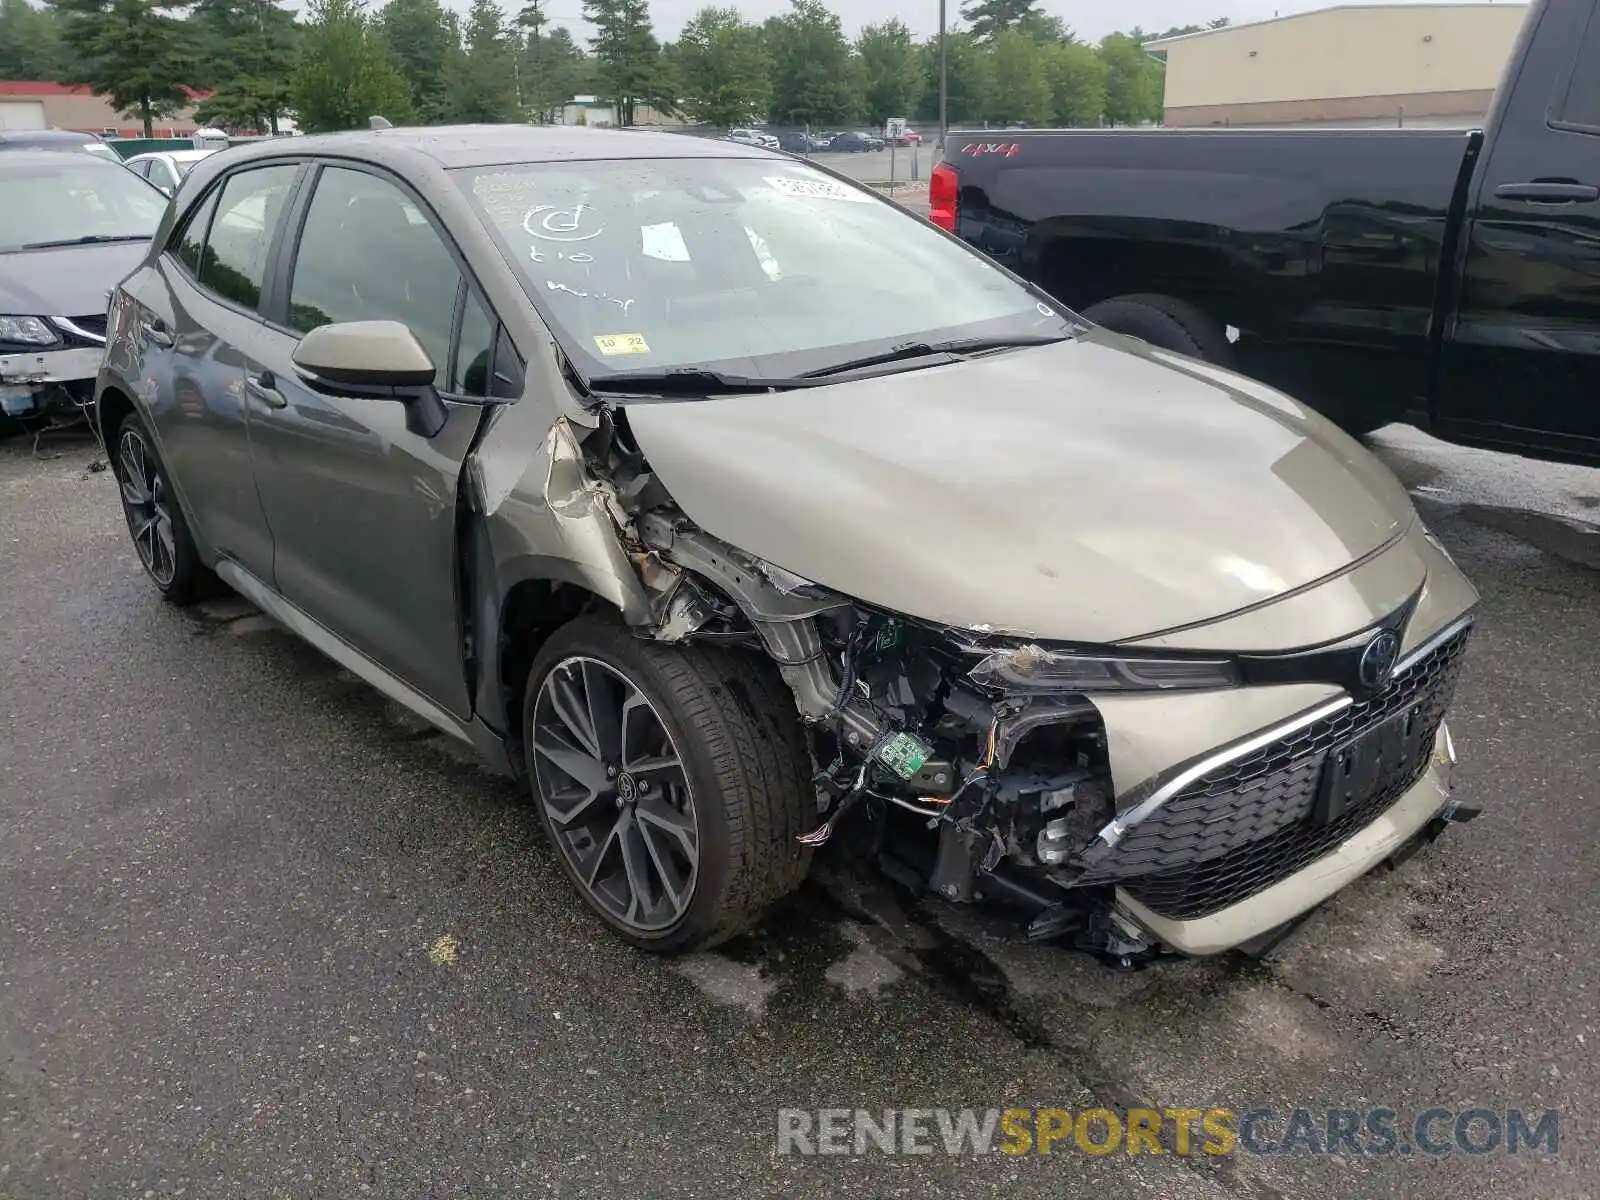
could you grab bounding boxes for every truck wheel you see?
[523,615,814,953]
[1083,294,1235,367]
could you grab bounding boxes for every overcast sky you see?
[498,0,1513,46]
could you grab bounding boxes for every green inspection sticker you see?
[876,731,931,780]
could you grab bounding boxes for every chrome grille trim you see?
[1094,611,1476,850]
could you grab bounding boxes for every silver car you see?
[123,147,220,196]
[95,125,1481,959]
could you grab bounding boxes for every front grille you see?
[59,314,108,344]
[1089,624,1471,921]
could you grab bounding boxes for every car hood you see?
[623,330,1417,645]
[0,241,148,317]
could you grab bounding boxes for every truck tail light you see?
[929,163,958,231]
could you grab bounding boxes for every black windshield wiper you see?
[798,333,1071,379]
[585,367,821,396]
[21,234,150,249]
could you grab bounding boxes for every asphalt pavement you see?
[1,418,1596,1199]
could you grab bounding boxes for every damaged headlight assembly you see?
[963,641,1242,693]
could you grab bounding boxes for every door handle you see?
[143,318,173,347]
[1493,181,1599,203]
[245,370,287,409]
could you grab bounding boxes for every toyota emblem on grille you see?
[1358,630,1401,689]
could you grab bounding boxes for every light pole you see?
[937,0,948,152]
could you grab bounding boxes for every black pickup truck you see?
[931,0,1600,464]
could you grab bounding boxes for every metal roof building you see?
[1145,3,1532,127]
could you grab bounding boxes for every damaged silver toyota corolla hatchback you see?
[95,126,1481,961]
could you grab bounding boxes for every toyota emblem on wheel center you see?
[1358,630,1402,690]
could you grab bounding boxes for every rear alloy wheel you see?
[111,413,219,604]
[524,617,814,952]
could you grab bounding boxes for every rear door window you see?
[196,165,299,311]
[173,187,220,276]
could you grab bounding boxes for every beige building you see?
[0,81,205,137]
[1145,3,1532,128]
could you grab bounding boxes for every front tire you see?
[110,411,219,605]
[523,616,814,953]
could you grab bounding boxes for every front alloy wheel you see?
[116,424,177,587]
[522,617,815,952]
[532,655,700,933]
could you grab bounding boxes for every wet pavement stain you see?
[1455,504,1600,572]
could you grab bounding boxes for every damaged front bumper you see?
[1113,720,1465,956]
[0,345,103,421]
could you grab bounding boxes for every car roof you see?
[129,148,217,162]
[0,129,103,146]
[208,123,767,172]
[0,148,126,171]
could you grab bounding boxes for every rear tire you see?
[1082,293,1235,367]
[523,615,814,953]
[110,410,221,605]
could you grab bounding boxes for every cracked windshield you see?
[461,158,1072,379]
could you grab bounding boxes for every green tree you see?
[0,0,70,81]
[380,0,454,116]
[582,0,660,126]
[291,0,412,132]
[856,18,922,125]
[987,28,1050,125]
[521,23,594,120]
[670,7,767,128]
[1098,33,1161,125]
[48,0,199,136]
[959,0,1036,42]
[1045,38,1105,126]
[190,0,298,133]
[440,0,519,122]
[919,30,992,125]
[1017,9,1068,42]
[515,0,557,121]
[763,0,858,127]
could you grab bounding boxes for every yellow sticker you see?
[594,333,651,356]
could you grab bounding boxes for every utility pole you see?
[937,0,948,152]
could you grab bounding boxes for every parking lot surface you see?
[1,422,1596,1198]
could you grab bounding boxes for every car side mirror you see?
[291,319,448,438]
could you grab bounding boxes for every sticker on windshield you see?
[763,175,873,204]
[594,333,651,356]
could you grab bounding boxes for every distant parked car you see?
[889,129,923,147]
[0,129,122,163]
[726,128,779,150]
[124,147,220,196]
[828,132,881,153]
[776,132,825,154]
